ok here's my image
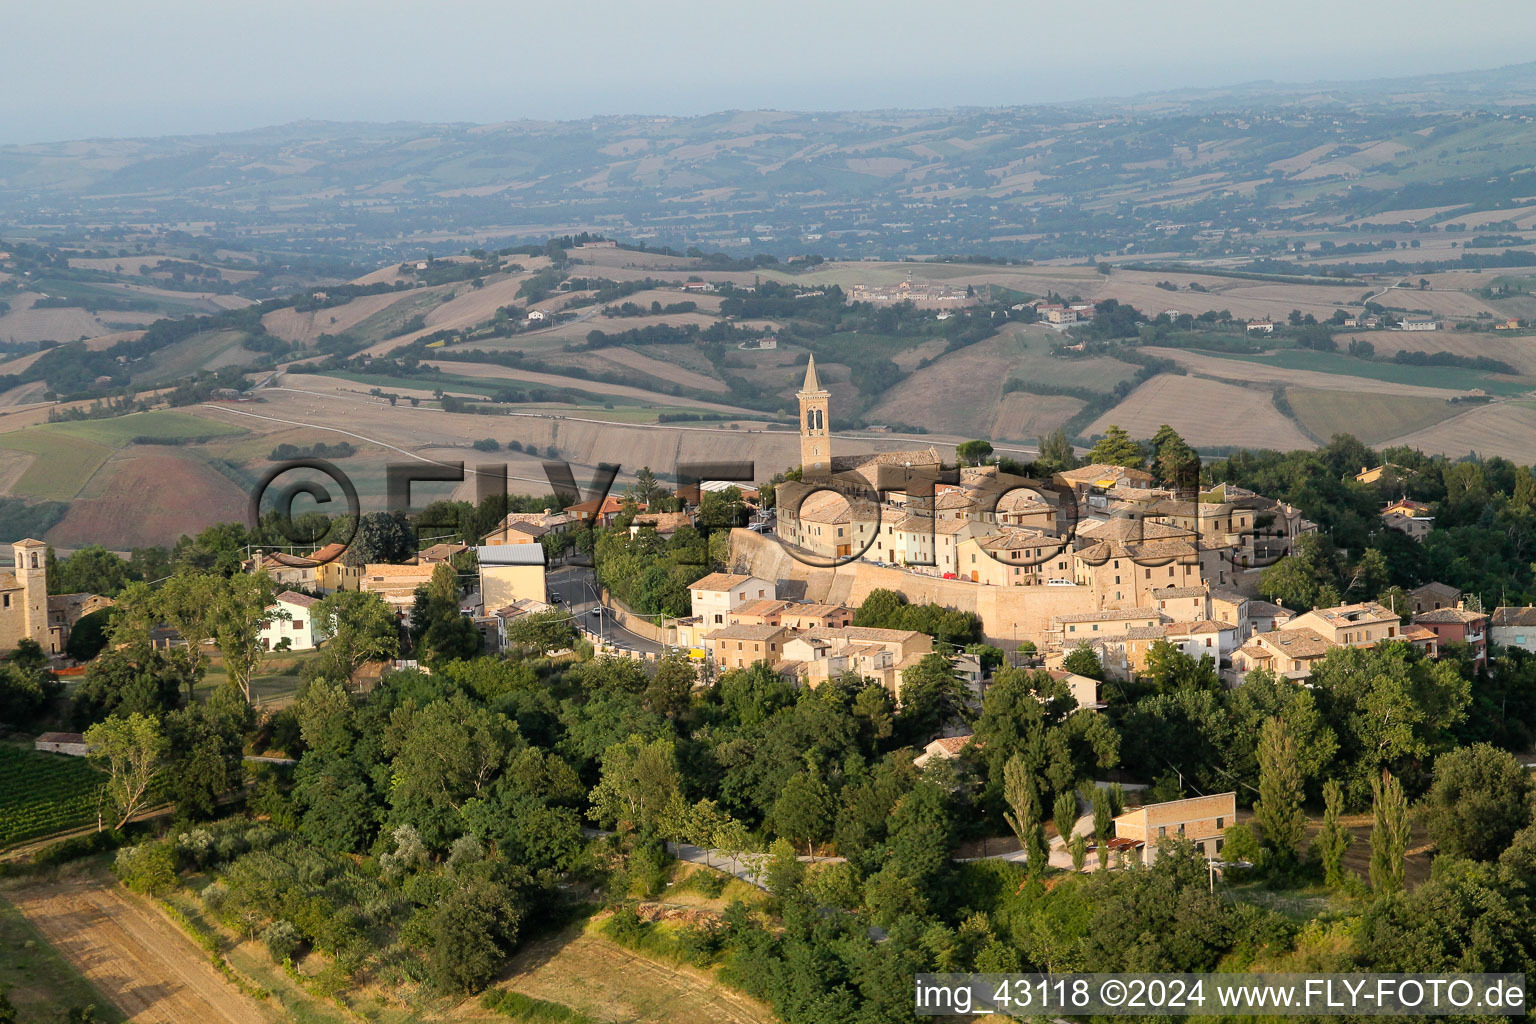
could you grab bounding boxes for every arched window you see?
[29,552,37,569]
[815,409,824,431]
[805,409,813,431]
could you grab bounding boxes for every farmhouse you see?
[1398,315,1438,331]
[1245,320,1275,333]
[1491,606,1536,653]
[259,591,318,652]
[1412,605,1488,665]
[33,732,88,756]
[1112,792,1237,865]
[1408,581,1460,615]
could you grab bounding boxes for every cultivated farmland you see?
[1285,388,1461,444]
[1089,374,1314,450]
[3,873,269,1024]
[0,745,104,848]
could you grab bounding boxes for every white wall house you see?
[260,591,319,651]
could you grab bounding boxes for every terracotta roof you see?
[1152,585,1208,600]
[691,572,761,592]
[1492,606,1536,628]
[798,625,927,646]
[1411,582,1461,599]
[1299,602,1398,626]
[274,590,319,609]
[633,511,695,532]
[1414,607,1487,625]
[1251,626,1334,659]
[1054,607,1163,625]
[732,598,791,619]
[36,731,85,744]
[1164,619,1235,635]
[1057,463,1153,486]
[927,735,973,755]
[706,624,788,642]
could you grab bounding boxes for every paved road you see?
[548,564,666,656]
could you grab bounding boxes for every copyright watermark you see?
[916,973,1527,1016]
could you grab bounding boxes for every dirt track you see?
[3,875,269,1024]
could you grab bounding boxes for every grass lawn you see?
[0,429,112,500]
[0,896,124,1023]
[198,648,326,706]
[1285,387,1461,443]
[1200,347,1534,395]
[45,409,248,446]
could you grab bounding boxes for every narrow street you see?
[547,563,666,656]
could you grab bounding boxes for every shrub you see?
[175,828,216,870]
[472,438,499,451]
[262,919,303,963]
[114,842,177,894]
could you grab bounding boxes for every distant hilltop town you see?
[847,272,981,308]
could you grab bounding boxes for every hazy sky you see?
[9,0,1536,144]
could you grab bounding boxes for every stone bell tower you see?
[11,538,48,651]
[798,354,830,476]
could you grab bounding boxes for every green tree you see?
[1092,785,1113,869]
[588,734,682,834]
[1258,533,1338,611]
[311,589,399,682]
[1316,778,1352,888]
[500,607,576,654]
[1053,789,1079,847]
[85,712,167,828]
[1036,429,1079,475]
[1253,717,1306,863]
[154,572,220,700]
[163,683,250,818]
[415,871,520,994]
[899,653,971,740]
[1310,644,1469,803]
[210,572,279,702]
[1062,643,1104,681]
[1370,770,1410,895]
[629,466,664,506]
[1003,755,1048,875]
[955,440,994,467]
[1151,425,1200,491]
[1069,831,1087,871]
[1421,744,1533,861]
[1085,425,1143,469]
[771,766,835,858]
[341,511,415,567]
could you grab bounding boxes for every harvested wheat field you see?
[49,450,249,548]
[1089,374,1314,449]
[496,922,776,1024]
[584,346,727,392]
[260,290,412,345]
[418,362,752,413]
[1345,329,1536,375]
[1286,388,1460,444]
[3,875,269,1024]
[1142,348,1469,397]
[989,392,1083,441]
[1381,401,1536,461]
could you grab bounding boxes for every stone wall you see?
[729,529,1100,644]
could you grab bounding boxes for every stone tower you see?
[12,538,48,651]
[798,354,830,476]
